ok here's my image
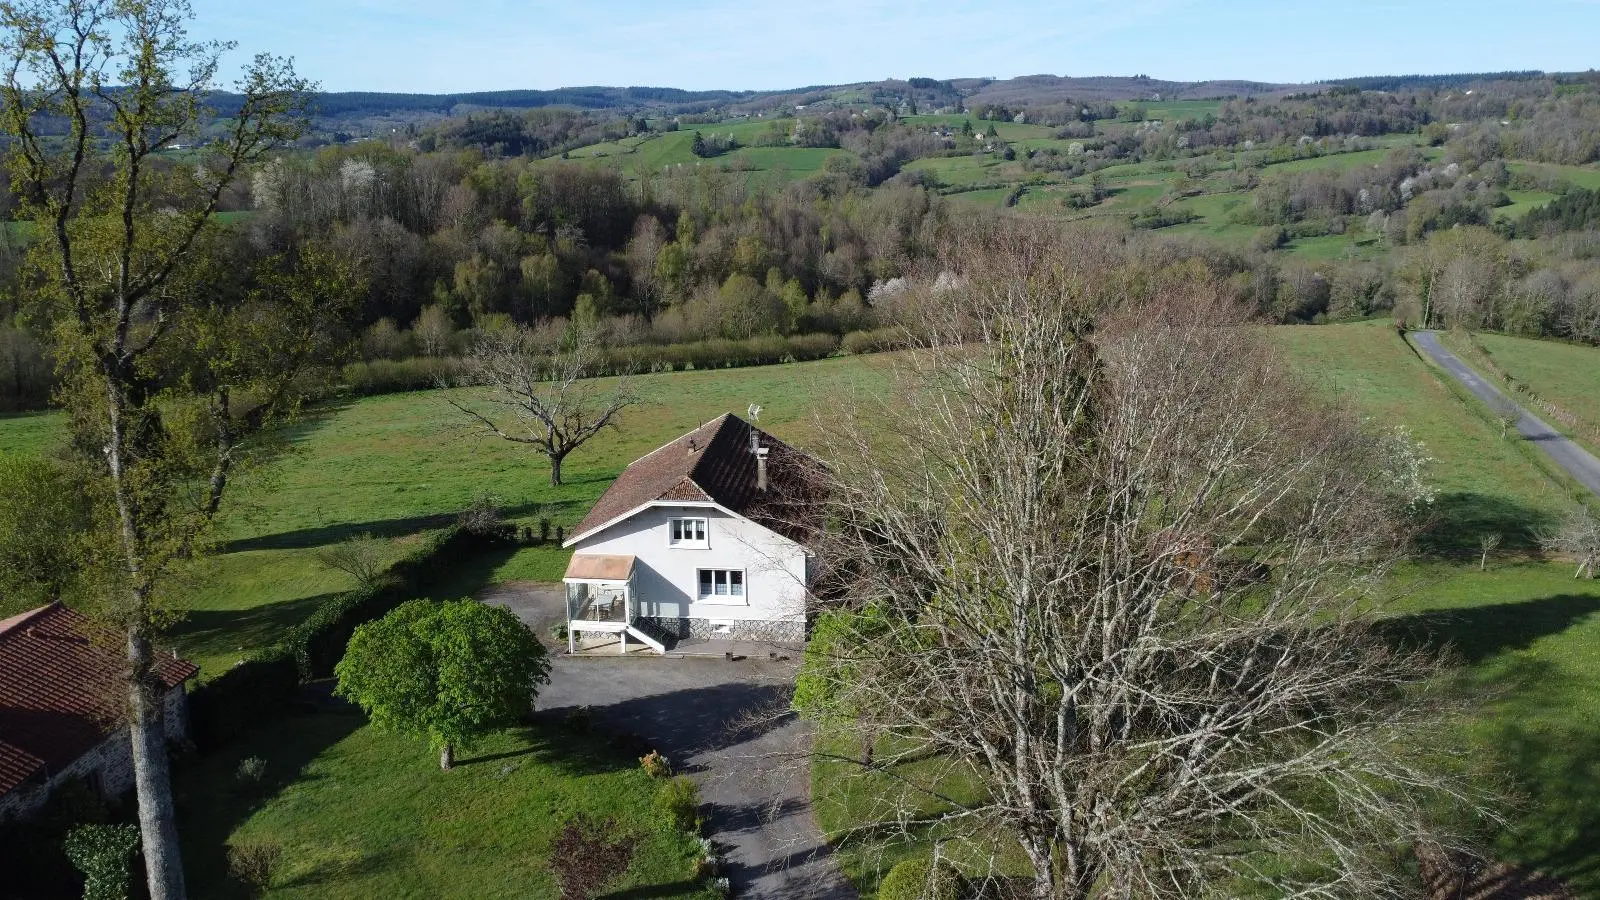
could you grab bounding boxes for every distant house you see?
[0,604,196,822]
[561,414,821,652]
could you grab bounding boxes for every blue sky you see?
[192,0,1600,94]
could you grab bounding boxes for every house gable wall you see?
[571,504,806,627]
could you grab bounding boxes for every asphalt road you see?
[1412,330,1600,498]
[485,583,858,900]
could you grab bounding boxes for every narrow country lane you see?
[1412,330,1600,498]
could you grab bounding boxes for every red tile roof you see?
[570,413,823,544]
[0,604,196,798]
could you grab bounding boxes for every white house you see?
[561,413,820,653]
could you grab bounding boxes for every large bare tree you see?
[448,325,636,486]
[796,227,1476,899]
[0,3,323,897]
[1540,506,1599,579]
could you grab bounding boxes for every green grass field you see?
[1450,331,1600,457]
[174,712,714,898]
[8,325,1600,895]
[1278,323,1570,546]
[0,355,892,676]
[1508,160,1600,191]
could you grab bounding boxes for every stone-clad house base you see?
[641,616,806,644]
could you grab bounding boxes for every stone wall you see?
[641,616,805,644]
[0,685,190,823]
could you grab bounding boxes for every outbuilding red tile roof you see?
[0,604,196,798]
[568,413,823,545]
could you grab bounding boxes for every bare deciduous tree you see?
[796,227,1477,900]
[1539,507,1600,579]
[314,533,390,589]
[448,326,635,486]
[1478,532,1503,571]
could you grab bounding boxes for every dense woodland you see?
[4,71,1600,411]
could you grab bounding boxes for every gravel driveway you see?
[484,583,857,900]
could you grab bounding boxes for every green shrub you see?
[288,526,491,679]
[226,841,282,892]
[63,824,140,900]
[234,756,266,793]
[653,776,700,832]
[342,356,466,396]
[842,327,914,355]
[876,855,965,900]
[193,524,503,748]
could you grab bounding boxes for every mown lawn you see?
[174,712,714,899]
[0,354,892,676]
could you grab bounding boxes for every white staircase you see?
[624,623,667,654]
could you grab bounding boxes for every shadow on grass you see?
[220,500,585,553]
[421,539,530,600]
[1414,492,1555,559]
[599,880,706,899]
[1464,654,1600,892]
[174,709,367,899]
[457,726,637,777]
[170,593,338,665]
[1379,592,1600,663]
[1384,594,1600,891]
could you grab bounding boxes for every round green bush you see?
[876,854,965,900]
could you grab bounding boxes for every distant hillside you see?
[205,70,1579,142]
[962,75,1296,105]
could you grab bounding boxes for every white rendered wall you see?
[571,504,807,626]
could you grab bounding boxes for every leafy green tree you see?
[0,4,340,896]
[336,599,551,770]
[0,455,94,616]
[64,824,141,900]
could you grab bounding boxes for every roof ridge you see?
[686,414,745,482]
[0,603,60,642]
[627,412,735,468]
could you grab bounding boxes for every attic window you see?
[669,517,709,548]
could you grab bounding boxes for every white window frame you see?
[668,517,709,549]
[696,568,746,605]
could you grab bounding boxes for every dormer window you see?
[669,517,709,548]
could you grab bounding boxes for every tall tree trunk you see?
[128,629,186,900]
[549,451,565,487]
[106,376,187,900]
[440,742,454,771]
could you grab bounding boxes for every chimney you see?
[749,428,769,491]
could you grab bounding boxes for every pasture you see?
[1452,331,1600,456]
[7,324,1600,896]
[0,355,892,677]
